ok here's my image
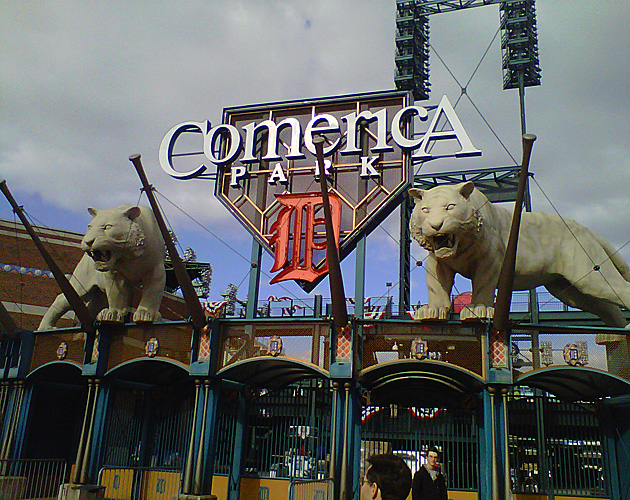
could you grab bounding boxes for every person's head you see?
[361,453,412,500]
[426,446,440,469]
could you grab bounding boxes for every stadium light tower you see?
[394,0,542,116]
[394,1,431,101]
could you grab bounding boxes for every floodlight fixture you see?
[395,0,431,101]
[393,0,542,99]
[500,0,541,90]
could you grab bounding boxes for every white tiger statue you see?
[409,181,630,338]
[38,205,166,329]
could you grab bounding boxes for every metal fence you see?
[289,478,334,500]
[100,383,193,470]
[508,393,607,497]
[0,459,67,500]
[214,380,332,481]
[360,405,479,491]
[98,466,181,500]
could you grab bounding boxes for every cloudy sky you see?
[2,1,630,309]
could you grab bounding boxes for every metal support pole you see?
[79,378,100,484]
[502,389,512,500]
[329,382,339,480]
[489,387,500,500]
[518,71,541,367]
[73,379,93,484]
[398,195,413,316]
[245,241,262,320]
[183,379,202,494]
[340,382,351,500]
[518,72,527,137]
[193,380,210,495]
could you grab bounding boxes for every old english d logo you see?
[269,192,341,284]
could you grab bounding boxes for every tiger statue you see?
[409,181,630,342]
[38,205,166,329]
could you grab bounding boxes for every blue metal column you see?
[7,381,31,459]
[182,379,205,495]
[185,316,222,498]
[478,388,493,500]
[227,391,247,500]
[347,383,362,500]
[245,241,262,319]
[88,381,112,482]
[600,403,622,500]
[198,380,220,495]
[0,380,25,460]
[602,399,630,500]
[0,382,10,446]
[329,381,344,499]
[535,394,552,499]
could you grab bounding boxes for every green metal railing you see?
[360,405,479,491]
[99,383,193,470]
[0,458,67,499]
[214,380,332,481]
[508,393,607,497]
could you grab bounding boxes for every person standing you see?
[361,453,412,500]
[412,447,447,500]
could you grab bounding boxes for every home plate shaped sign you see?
[159,90,480,289]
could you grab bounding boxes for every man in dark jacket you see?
[412,447,447,500]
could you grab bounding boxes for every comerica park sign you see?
[159,90,480,289]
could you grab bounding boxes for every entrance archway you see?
[99,359,193,470]
[23,362,85,464]
[359,360,484,493]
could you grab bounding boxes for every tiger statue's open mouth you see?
[432,234,455,251]
[87,249,112,263]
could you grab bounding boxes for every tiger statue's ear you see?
[124,206,142,221]
[88,207,99,218]
[409,188,425,202]
[459,181,475,199]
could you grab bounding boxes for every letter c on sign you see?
[159,121,208,179]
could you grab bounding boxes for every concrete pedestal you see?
[58,483,105,500]
[175,495,217,500]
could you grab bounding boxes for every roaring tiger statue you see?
[409,181,630,337]
[38,205,166,330]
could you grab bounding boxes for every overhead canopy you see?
[105,358,189,386]
[26,360,83,384]
[517,367,630,402]
[359,359,484,407]
[217,357,328,389]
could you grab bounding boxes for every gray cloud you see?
[2,0,629,303]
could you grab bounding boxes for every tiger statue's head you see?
[409,181,483,259]
[82,205,146,272]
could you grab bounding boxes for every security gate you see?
[508,393,607,497]
[214,380,332,481]
[360,404,479,490]
[98,379,193,499]
[100,383,193,469]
